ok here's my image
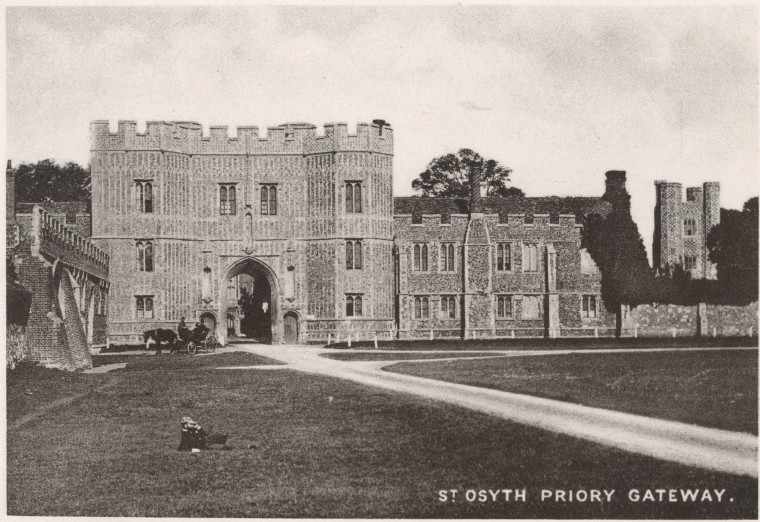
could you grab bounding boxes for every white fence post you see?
[510,330,515,339]
[712,326,716,338]
[430,329,434,340]
[594,328,598,338]
[374,333,378,349]
[749,326,754,337]
[672,327,677,338]
[347,333,352,348]
[327,333,332,345]
[633,326,638,338]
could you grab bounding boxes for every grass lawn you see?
[7,359,757,518]
[328,336,758,351]
[388,349,758,434]
[7,363,112,426]
[321,352,512,362]
[115,351,283,372]
[91,353,153,367]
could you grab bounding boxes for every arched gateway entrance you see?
[219,257,280,346]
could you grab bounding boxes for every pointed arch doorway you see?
[220,257,280,345]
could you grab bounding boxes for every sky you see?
[5,5,758,261]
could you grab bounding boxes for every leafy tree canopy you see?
[412,148,524,199]
[707,197,758,304]
[581,186,653,311]
[12,159,90,203]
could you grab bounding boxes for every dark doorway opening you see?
[228,264,272,343]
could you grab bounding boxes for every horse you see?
[143,328,177,352]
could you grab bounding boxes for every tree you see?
[581,180,654,334]
[707,197,758,304]
[412,148,523,199]
[13,159,90,203]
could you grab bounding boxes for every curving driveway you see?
[224,344,758,478]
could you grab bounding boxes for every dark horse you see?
[143,328,177,353]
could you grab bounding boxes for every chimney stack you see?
[604,170,627,197]
[469,167,482,214]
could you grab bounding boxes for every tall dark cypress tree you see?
[581,172,654,335]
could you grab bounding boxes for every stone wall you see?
[627,302,757,337]
[705,302,758,336]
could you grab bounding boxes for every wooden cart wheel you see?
[187,341,197,355]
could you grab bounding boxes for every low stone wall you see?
[628,302,757,337]
[706,302,758,337]
[6,324,29,369]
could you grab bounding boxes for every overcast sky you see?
[6,5,758,260]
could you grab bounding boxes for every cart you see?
[172,324,218,354]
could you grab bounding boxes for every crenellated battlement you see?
[394,212,581,228]
[91,120,393,156]
[31,205,109,271]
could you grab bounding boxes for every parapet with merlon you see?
[90,120,393,155]
[394,212,580,228]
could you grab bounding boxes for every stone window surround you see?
[345,181,363,214]
[136,239,154,272]
[346,293,363,317]
[134,179,154,213]
[496,294,513,318]
[136,295,154,319]
[414,295,430,319]
[683,218,697,236]
[439,294,456,319]
[260,184,278,216]
[413,243,430,272]
[522,243,539,273]
[345,239,363,270]
[219,183,238,216]
[581,294,598,318]
[496,243,512,272]
[439,243,455,272]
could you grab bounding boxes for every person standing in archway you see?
[261,301,270,342]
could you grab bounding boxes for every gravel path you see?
[231,344,758,477]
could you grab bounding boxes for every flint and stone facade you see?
[653,180,720,279]
[91,120,614,345]
[91,120,394,345]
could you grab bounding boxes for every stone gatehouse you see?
[90,120,616,345]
